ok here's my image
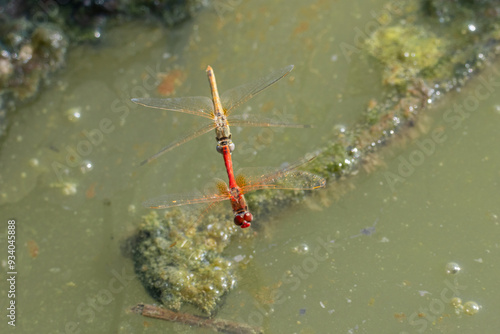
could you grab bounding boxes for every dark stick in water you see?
[130,303,263,334]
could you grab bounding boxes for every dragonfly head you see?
[216,142,235,154]
[234,212,253,228]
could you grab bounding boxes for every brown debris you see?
[130,303,263,334]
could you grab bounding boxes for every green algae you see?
[132,210,241,315]
[132,0,500,316]
[365,25,447,88]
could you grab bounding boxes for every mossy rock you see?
[365,25,447,87]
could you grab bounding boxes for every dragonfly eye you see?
[234,212,252,228]
[234,214,245,226]
[216,145,223,154]
[229,142,235,152]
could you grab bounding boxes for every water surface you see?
[1,1,499,333]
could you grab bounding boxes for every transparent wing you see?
[143,192,229,209]
[220,65,294,115]
[238,170,326,193]
[143,181,230,209]
[139,122,216,166]
[236,153,326,192]
[132,97,214,119]
[229,115,311,129]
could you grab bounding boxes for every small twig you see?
[130,303,263,334]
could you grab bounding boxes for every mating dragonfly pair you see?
[133,65,326,228]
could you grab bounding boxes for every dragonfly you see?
[143,152,326,228]
[132,65,308,166]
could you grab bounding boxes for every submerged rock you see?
[132,210,240,315]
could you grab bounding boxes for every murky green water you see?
[1,0,500,333]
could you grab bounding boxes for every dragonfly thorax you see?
[215,122,231,140]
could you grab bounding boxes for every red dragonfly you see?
[132,65,307,166]
[143,152,326,228]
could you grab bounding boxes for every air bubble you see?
[29,158,39,167]
[80,160,93,174]
[463,301,480,315]
[292,243,309,254]
[451,297,463,314]
[450,297,462,308]
[445,262,461,275]
[66,107,82,122]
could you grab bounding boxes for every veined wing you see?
[143,179,231,209]
[236,153,325,192]
[139,122,216,166]
[132,96,214,119]
[241,152,321,175]
[221,65,294,116]
[238,170,326,193]
[143,191,229,209]
[229,115,312,129]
